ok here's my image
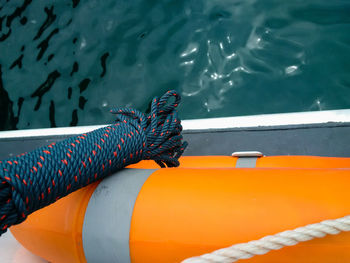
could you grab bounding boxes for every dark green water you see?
[1,0,350,130]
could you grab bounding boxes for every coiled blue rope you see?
[0,90,187,236]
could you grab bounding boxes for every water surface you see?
[0,0,350,130]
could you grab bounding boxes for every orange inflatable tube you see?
[10,155,350,263]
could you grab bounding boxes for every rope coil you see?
[0,90,187,236]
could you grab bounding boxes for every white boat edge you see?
[0,109,349,139]
[0,231,46,263]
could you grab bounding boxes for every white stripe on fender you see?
[82,168,156,263]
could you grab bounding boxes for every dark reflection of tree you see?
[0,65,15,130]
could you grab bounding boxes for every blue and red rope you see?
[0,90,187,236]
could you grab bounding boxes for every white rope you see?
[182,215,350,263]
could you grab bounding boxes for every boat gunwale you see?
[0,109,350,139]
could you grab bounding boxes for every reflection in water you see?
[0,0,350,130]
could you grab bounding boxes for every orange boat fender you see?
[10,155,350,263]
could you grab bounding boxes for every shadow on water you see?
[0,65,16,130]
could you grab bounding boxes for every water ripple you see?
[0,0,350,129]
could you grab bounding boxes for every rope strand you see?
[183,215,350,263]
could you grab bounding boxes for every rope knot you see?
[110,90,187,167]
